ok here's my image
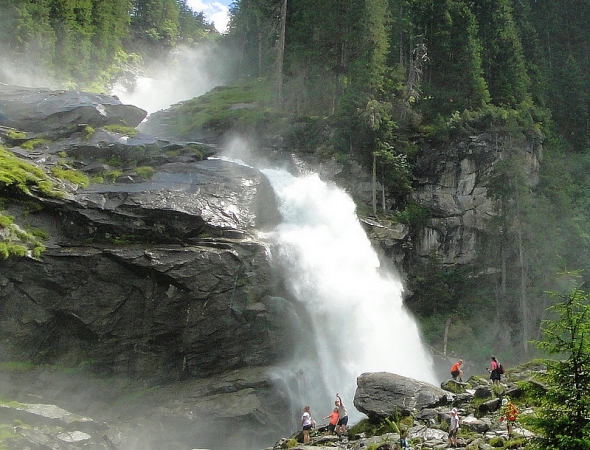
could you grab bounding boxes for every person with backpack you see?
[487,356,501,385]
[501,397,519,437]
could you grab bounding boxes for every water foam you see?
[262,168,437,425]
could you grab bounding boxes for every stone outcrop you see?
[411,133,542,265]
[0,155,288,380]
[353,372,450,420]
[0,83,147,131]
[0,85,298,449]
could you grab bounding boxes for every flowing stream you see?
[261,167,437,429]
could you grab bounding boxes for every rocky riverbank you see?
[266,365,542,450]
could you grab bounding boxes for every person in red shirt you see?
[323,407,339,435]
[450,359,464,382]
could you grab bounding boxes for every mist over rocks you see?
[0,84,298,449]
[0,80,544,449]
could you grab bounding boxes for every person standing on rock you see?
[301,405,313,444]
[323,406,339,435]
[335,393,349,436]
[448,408,460,448]
[487,356,501,386]
[450,359,464,382]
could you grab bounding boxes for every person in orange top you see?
[450,359,464,382]
[501,398,519,437]
[323,407,339,435]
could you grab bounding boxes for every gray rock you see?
[462,415,490,433]
[479,398,501,414]
[0,84,147,131]
[474,385,492,399]
[412,133,542,266]
[353,372,450,420]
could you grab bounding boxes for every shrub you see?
[50,167,89,188]
[489,436,505,447]
[7,130,26,140]
[21,138,50,150]
[82,125,95,139]
[135,166,155,179]
[395,201,431,226]
[102,124,138,136]
[0,146,61,197]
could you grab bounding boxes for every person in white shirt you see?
[448,408,460,448]
[301,405,312,444]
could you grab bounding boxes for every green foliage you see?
[50,167,90,188]
[0,146,60,198]
[135,166,155,179]
[82,125,95,139]
[182,143,213,160]
[489,436,504,447]
[101,155,123,168]
[7,130,26,140]
[163,79,276,138]
[282,438,299,449]
[102,170,123,182]
[102,124,139,136]
[530,272,590,450]
[394,201,431,227]
[0,211,46,260]
[20,138,50,151]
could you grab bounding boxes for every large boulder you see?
[353,372,451,420]
[0,83,147,131]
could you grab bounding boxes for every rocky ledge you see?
[270,367,541,450]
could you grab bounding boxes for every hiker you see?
[301,405,313,444]
[501,398,519,437]
[450,359,464,382]
[488,356,501,385]
[448,408,460,448]
[323,406,339,435]
[335,393,349,435]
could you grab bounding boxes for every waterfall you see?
[262,167,437,428]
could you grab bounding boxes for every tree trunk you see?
[276,0,287,108]
[515,196,529,354]
[257,25,262,78]
[443,316,452,357]
[372,153,377,216]
[381,165,386,213]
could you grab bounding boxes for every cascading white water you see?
[262,167,437,426]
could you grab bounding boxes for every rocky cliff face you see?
[0,84,297,448]
[0,84,543,449]
[411,133,542,265]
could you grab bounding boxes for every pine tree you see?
[532,273,590,450]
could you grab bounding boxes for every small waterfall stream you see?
[261,167,437,430]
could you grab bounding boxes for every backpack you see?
[499,363,505,374]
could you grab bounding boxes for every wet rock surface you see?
[0,85,293,449]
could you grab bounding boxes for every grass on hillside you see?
[168,78,277,137]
